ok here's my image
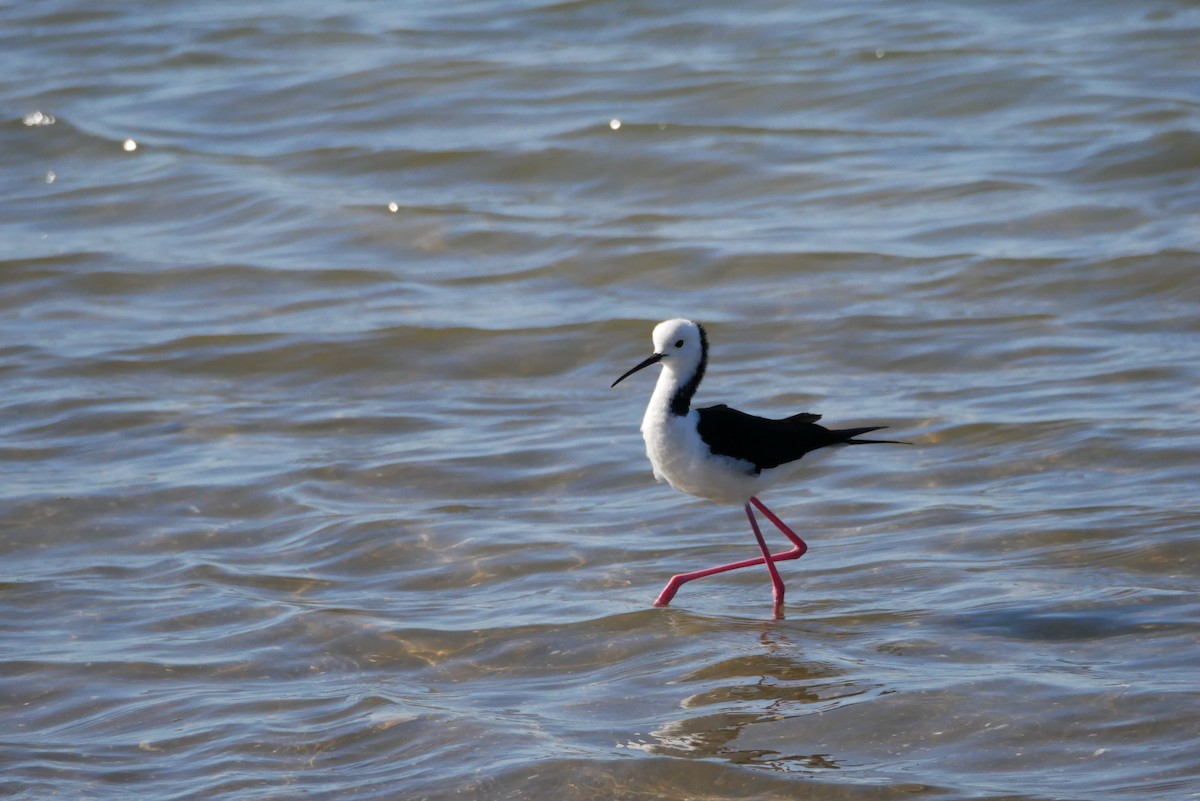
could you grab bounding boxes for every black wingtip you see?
[838,426,911,445]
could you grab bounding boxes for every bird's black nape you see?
[669,322,707,416]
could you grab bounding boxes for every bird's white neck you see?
[642,361,701,432]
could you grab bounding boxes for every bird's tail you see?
[834,426,910,445]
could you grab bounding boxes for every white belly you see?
[641,409,769,504]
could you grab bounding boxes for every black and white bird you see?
[612,318,903,614]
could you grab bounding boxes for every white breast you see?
[640,406,765,504]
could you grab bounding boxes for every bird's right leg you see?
[748,496,808,556]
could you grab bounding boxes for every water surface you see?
[2,1,1199,799]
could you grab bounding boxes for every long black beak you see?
[611,352,664,388]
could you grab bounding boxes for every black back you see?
[695,404,892,473]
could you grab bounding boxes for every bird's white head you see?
[611,318,708,390]
[650,318,706,375]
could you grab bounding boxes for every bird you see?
[611,318,904,615]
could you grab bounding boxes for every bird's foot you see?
[653,577,684,607]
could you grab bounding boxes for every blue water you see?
[2,1,1199,799]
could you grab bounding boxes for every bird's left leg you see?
[652,550,772,607]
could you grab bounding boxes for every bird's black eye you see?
[674,339,684,348]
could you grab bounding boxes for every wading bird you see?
[612,318,904,614]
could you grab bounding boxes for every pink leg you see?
[749,496,808,554]
[653,495,808,608]
[746,501,786,614]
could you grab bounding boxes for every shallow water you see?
[3,1,1199,799]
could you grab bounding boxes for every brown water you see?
[3,2,1199,799]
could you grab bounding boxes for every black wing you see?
[695,404,894,473]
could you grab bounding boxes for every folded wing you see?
[696,404,896,473]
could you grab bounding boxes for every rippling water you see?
[3,1,1199,799]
